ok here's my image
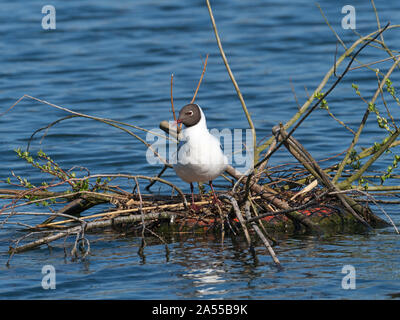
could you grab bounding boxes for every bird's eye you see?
[185,111,193,116]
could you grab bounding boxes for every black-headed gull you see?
[174,103,228,210]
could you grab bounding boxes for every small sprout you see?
[351,83,360,96]
[368,103,377,112]
[385,77,400,106]
[314,92,329,110]
[349,148,358,161]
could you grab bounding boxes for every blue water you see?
[1,0,400,299]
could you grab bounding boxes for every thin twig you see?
[170,74,177,122]
[244,200,281,267]
[219,194,251,246]
[206,0,257,161]
[191,54,209,103]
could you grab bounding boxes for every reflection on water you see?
[183,265,228,298]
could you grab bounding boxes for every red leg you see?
[190,183,200,212]
[209,181,221,205]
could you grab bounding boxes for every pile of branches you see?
[1,1,400,268]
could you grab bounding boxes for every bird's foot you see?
[211,196,222,207]
[190,202,202,213]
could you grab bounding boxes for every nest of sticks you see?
[0,127,393,268]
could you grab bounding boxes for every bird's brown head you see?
[176,103,201,128]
